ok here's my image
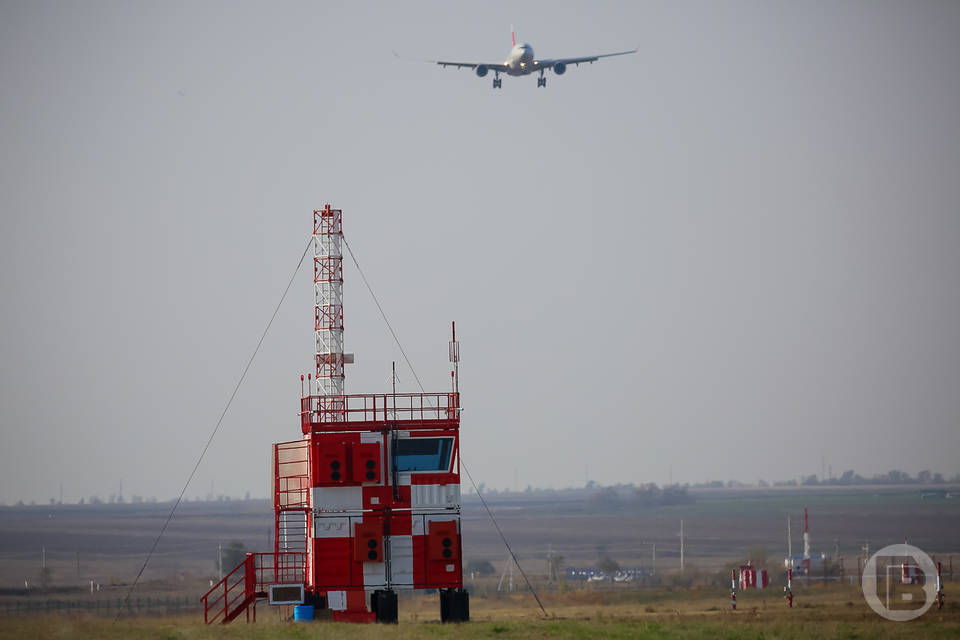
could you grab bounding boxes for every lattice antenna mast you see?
[314,205,345,404]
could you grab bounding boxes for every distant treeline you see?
[7,468,958,508]
[594,483,695,506]
[779,469,958,487]
[692,469,960,489]
[4,492,261,508]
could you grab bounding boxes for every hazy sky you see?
[1,1,958,504]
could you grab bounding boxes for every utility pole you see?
[652,543,656,575]
[497,552,515,592]
[680,520,685,575]
[787,515,792,565]
[546,544,555,583]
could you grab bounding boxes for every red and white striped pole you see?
[785,568,793,608]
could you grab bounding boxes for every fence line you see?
[0,595,202,617]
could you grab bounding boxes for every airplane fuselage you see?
[504,43,536,76]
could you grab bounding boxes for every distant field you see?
[460,485,960,572]
[1,585,958,639]
[0,485,957,594]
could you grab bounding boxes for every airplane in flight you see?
[434,30,637,88]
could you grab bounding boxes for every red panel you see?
[423,521,462,587]
[425,539,462,587]
[312,434,361,486]
[409,473,459,486]
[361,485,411,510]
[351,442,381,484]
[353,520,383,563]
[387,512,412,537]
[427,521,459,561]
[313,538,351,588]
[313,440,347,486]
[345,589,366,611]
[332,611,375,622]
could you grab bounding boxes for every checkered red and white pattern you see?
[305,428,462,613]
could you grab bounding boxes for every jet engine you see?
[475,65,489,77]
[553,62,567,75]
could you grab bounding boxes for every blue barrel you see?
[293,605,314,622]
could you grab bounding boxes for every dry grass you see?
[1,585,957,639]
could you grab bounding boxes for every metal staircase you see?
[201,552,307,624]
[278,508,309,553]
[201,555,256,624]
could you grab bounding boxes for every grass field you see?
[1,585,958,639]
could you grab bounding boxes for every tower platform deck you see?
[300,392,460,433]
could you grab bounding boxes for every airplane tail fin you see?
[511,25,515,47]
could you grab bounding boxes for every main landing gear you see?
[537,73,547,88]
[492,73,502,89]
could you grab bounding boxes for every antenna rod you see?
[449,321,460,396]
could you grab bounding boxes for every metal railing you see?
[201,555,252,624]
[300,392,460,427]
[201,552,307,624]
[274,440,310,509]
[252,552,307,590]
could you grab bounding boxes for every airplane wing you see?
[537,47,638,68]
[435,60,509,71]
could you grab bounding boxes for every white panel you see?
[411,484,439,508]
[360,535,413,588]
[363,556,386,588]
[314,516,349,539]
[446,483,461,507]
[327,590,346,611]
[389,535,415,586]
[360,432,381,444]
[411,484,462,509]
[312,486,362,511]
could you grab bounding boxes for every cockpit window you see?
[395,437,453,472]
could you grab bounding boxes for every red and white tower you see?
[314,205,345,416]
[202,204,467,625]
